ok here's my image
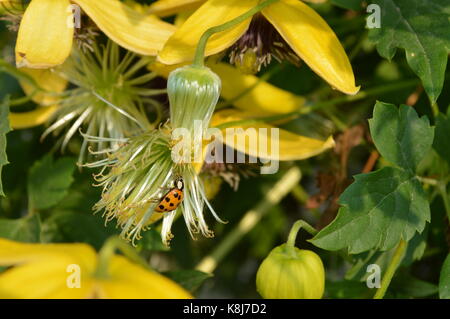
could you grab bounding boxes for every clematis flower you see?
[84,65,226,245]
[10,0,175,68]
[157,0,359,95]
[0,238,191,299]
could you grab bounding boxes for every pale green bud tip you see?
[167,65,221,131]
[256,244,325,299]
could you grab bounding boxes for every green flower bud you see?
[167,65,221,133]
[256,243,325,299]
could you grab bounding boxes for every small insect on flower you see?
[155,177,184,213]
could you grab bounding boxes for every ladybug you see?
[155,178,184,213]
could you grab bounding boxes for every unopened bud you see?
[167,65,221,133]
[256,244,325,299]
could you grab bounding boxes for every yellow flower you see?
[157,0,359,95]
[12,0,175,68]
[0,238,192,299]
[148,0,205,17]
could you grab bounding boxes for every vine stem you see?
[373,239,407,299]
[192,0,279,67]
[94,236,150,279]
[286,220,318,248]
[196,166,302,273]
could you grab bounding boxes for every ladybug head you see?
[175,177,184,190]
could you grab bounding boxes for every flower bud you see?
[256,243,325,299]
[167,65,221,133]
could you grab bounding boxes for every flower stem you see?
[373,239,407,299]
[196,166,302,273]
[94,236,150,279]
[192,0,279,67]
[286,220,318,248]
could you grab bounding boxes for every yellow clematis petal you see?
[97,256,192,299]
[74,0,176,56]
[148,0,204,17]
[15,0,74,69]
[158,0,258,65]
[19,68,67,106]
[0,260,95,299]
[0,238,97,268]
[9,105,58,129]
[211,109,335,161]
[210,63,305,115]
[262,0,359,95]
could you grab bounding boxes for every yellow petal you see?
[174,9,196,27]
[211,109,335,161]
[96,256,192,299]
[262,0,359,95]
[74,0,176,56]
[0,260,95,299]
[122,0,149,13]
[158,0,258,65]
[0,239,98,298]
[210,63,305,115]
[19,68,67,106]
[0,238,96,269]
[15,0,74,68]
[0,0,22,13]
[9,105,58,129]
[148,0,205,17]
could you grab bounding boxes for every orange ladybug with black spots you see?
[155,178,184,213]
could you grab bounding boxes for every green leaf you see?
[433,113,450,165]
[401,226,428,266]
[163,270,212,292]
[311,167,430,253]
[0,214,41,242]
[27,155,77,210]
[0,97,11,196]
[331,0,364,10]
[439,254,450,299]
[368,0,450,103]
[369,102,434,172]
